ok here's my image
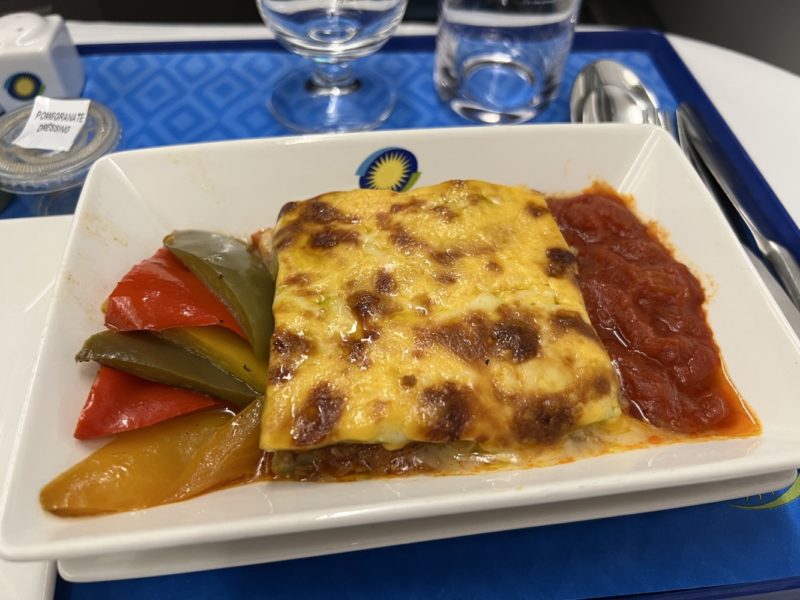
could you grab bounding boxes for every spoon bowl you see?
[570,59,661,125]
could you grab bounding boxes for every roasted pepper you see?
[157,326,268,392]
[76,331,259,406]
[104,247,246,338]
[41,410,232,516]
[169,398,266,502]
[42,400,266,515]
[164,230,275,359]
[74,366,223,440]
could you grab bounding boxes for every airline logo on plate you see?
[356,147,420,192]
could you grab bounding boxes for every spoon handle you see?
[676,103,800,310]
[765,241,800,309]
[659,110,675,137]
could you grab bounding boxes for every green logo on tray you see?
[734,473,800,510]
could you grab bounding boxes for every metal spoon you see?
[570,60,661,126]
[569,59,800,312]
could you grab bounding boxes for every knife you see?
[675,103,800,310]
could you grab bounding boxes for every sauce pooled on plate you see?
[548,188,758,435]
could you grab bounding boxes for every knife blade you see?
[676,103,800,310]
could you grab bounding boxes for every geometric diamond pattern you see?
[80,45,677,151]
[2,38,677,218]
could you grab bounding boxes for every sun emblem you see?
[5,72,44,101]
[356,147,420,192]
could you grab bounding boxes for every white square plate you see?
[58,469,798,582]
[3,124,800,562]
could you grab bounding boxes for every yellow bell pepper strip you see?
[105,247,246,338]
[169,398,267,502]
[76,331,259,407]
[157,326,268,393]
[164,231,275,359]
[73,366,223,440]
[41,410,232,516]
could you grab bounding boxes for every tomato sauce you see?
[548,190,758,436]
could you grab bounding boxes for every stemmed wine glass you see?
[256,0,408,133]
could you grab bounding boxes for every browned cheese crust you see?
[261,180,621,452]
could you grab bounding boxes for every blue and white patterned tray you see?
[77,41,677,148]
[5,31,795,600]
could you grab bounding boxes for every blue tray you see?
[14,31,795,600]
[4,31,799,267]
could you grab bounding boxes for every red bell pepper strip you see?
[104,247,246,338]
[74,366,223,440]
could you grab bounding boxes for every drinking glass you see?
[435,0,581,124]
[256,0,408,133]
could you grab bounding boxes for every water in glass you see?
[435,0,581,124]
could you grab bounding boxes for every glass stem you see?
[307,61,361,96]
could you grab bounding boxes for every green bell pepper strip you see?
[76,331,259,407]
[164,231,275,360]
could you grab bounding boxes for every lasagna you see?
[261,180,622,469]
[40,182,759,516]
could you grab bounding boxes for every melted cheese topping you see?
[261,181,621,452]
